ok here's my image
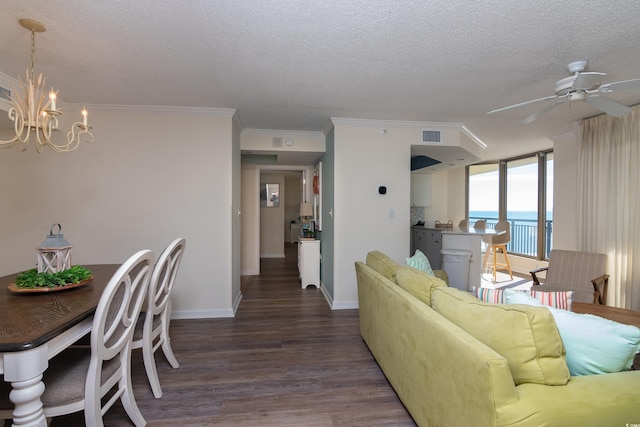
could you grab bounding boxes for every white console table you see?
[298,237,320,289]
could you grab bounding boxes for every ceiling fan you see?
[487,61,640,124]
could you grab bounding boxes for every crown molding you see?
[330,117,467,129]
[78,104,236,116]
[241,128,325,137]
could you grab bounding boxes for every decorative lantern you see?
[37,224,72,274]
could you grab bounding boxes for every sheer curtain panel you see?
[578,105,640,310]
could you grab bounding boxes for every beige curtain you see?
[578,105,640,309]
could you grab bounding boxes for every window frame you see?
[466,150,553,261]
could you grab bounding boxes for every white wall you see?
[422,167,466,223]
[0,106,237,318]
[332,121,413,306]
[241,165,260,275]
[550,125,580,251]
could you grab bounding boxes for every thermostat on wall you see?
[377,186,387,195]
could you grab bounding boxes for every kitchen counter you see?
[412,222,504,290]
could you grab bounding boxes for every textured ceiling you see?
[2,1,640,161]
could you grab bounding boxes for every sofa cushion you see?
[475,288,574,310]
[432,286,569,386]
[366,251,400,281]
[395,266,447,306]
[504,289,640,376]
[405,249,435,277]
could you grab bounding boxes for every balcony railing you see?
[469,217,552,259]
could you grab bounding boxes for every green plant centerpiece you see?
[15,265,93,289]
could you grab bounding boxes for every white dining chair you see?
[0,249,154,426]
[132,237,186,398]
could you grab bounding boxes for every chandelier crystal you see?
[0,19,94,153]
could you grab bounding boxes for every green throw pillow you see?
[405,249,435,277]
[504,289,640,375]
[432,286,569,386]
[395,266,447,306]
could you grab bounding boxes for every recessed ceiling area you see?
[241,150,324,166]
[411,145,481,173]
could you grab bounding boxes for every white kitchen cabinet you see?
[298,238,320,289]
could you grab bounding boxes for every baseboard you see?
[171,309,234,319]
[261,253,285,258]
[331,300,359,310]
[319,282,358,310]
[320,283,333,308]
[232,291,243,315]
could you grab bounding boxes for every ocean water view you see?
[469,211,552,223]
[469,211,553,257]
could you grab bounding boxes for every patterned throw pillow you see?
[475,288,573,310]
[405,249,435,277]
[528,289,573,310]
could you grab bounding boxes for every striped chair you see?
[530,249,609,304]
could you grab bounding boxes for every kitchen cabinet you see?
[411,227,442,270]
[298,238,320,289]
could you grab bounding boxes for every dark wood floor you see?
[52,244,415,426]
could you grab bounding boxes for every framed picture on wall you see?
[313,162,322,231]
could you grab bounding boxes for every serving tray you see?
[7,276,94,294]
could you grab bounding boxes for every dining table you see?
[0,264,119,427]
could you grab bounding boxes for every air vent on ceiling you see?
[0,85,11,101]
[422,129,441,143]
[272,137,283,148]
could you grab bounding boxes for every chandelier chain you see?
[30,29,36,83]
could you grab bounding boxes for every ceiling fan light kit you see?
[488,60,640,123]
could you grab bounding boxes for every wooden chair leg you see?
[492,246,498,282]
[500,245,513,279]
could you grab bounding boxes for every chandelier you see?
[0,19,94,153]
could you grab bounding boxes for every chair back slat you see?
[149,237,186,317]
[546,249,606,289]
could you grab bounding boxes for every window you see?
[467,151,553,260]
[544,152,553,258]
[506,156,538,257]
[468,164,499,225]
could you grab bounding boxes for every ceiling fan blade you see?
[520,100,565,124]
[487,95,559,115]
[599,78,640,93]
[586,94,632,116]
[573,72,606,90]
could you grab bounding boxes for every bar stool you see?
[482,220,513,282]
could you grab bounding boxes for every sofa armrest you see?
[530,267,548,286]
[591,274,610,305]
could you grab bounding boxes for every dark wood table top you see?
[572,302,640,328]
[0,264,119,352]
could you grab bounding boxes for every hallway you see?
[50,243,415,426]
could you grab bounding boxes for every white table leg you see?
[3,346,48,427]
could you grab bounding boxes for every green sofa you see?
[355,251,640,427]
